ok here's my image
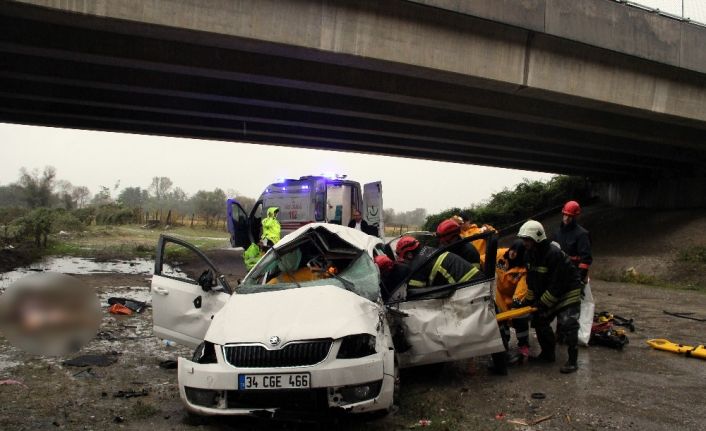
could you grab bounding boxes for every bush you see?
[71,207,96,226]
[0,207,28,225]
[52,210,84,233]
[423,176,591,232]
[9,208,53,247]
[95,205,137,225]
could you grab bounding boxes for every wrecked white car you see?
[151,223,503,418]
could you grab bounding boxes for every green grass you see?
[43,224,229,260]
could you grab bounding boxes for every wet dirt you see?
[1,249,705,430]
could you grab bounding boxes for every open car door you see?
[387,232,504,368]
[363,181,384,239]
[151,235,231,349]
[226,199,251,248]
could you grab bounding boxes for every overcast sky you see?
[0,123,554,213]
[5,0,700,214]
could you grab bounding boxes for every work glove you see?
[580,268,589,284]
[511,298,526,309]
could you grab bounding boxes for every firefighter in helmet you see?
[519,220,583,373]
[436,219,481,267]
[395,236,481,289]
[554,201,592,284]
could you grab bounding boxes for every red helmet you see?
[374,255,394,273]
[436,219,461,242]
[562,200,581,216]
[396,236,420,261]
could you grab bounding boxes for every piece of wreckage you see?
[151,223,503,418]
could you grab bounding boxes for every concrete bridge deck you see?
[1,0,706,181]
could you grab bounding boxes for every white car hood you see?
[205,285,380,346]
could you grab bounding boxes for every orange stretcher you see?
[496,306,537,322]
[647,339,706,360]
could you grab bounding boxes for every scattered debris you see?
[531,392,546,400]
[114,388,149,398]
[663,310,706,322]
[495,412,505,420]
[113,416,125,423]
[72,368,99,379]
[62,352,119,367]
[159,359,178,369]
[507,414,554,426]
[0,379,28,388]
[108,297,149,313]
[108,303,133,315]
[418,419,432,427]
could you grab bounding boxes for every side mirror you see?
[198,269,214,291]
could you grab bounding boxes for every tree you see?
[149,176,173,201]
[118,187,149,209]
[72,186,91,209]
[0,184,26,207]
[192,188,227,226]
[18,166,56,208]
[91,186,113,206]
[55,179,75,210]
[226,189,256,213]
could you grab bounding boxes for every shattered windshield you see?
[238,230,380,302]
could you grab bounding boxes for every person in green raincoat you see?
[243,243,262,271]
[261,207,281,246]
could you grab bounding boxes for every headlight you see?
[192,341,217,364]
[337,334,376,359]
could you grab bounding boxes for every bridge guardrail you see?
[613,0,706,27]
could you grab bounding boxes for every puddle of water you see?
[0,257,185,289]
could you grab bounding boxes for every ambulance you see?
[227,175,384,248]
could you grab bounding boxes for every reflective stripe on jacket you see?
[409,249,480,288]
[525,240,583,314]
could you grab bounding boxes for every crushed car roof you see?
[275,223,382,255]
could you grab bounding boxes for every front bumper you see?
[177,350,394,416]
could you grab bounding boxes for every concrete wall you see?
[410,0,706,75]
[594,178,706,208]
[9,0,706,124]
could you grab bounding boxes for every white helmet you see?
[517,220,546,243]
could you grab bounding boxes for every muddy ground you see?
[1,250,705,431]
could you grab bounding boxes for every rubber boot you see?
[530,326,556,363]
[487,352,508,376]
[560,346,579,374]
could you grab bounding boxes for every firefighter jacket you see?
[408,246,481,288]
[447,240,481,267]
[460,223,496,266]
[495,248,528,313]
[554,220,592,278]
[524,240,583,314]
[261,206,281,245]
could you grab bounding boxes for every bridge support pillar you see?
[593,178,706,208]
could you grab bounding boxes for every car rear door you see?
[387,233,504,368]
[363,181,384,239]
[151,235,231,349]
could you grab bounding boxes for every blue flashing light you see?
[301,185,309,190]
[265,188,271,193]
[282,187,287,191]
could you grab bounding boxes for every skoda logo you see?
[269,336,281,347]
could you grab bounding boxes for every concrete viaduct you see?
[2,0,706,206]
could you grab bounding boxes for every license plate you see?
[238,373,311,390]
